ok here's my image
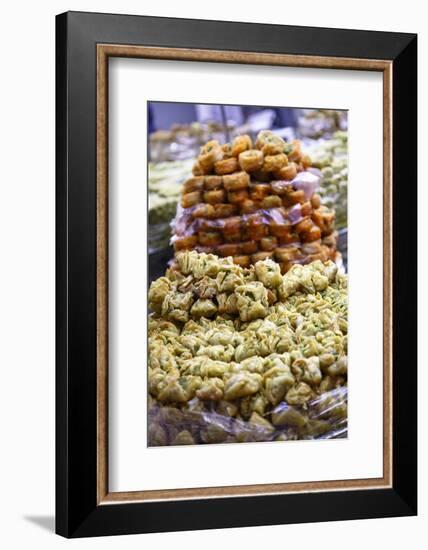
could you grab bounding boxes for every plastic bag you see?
[148,386,347,446]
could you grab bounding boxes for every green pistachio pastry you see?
[148,251,348,444]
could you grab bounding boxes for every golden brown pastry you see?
[231,134,252,157]
[300,225,322,243]
[204,175,223,190]
[223,171,250,191]
[273,162,298,181]
[260,236,278,251]
[198,232,223,247]
[261,195,282,209]
[241,241,259,255]
[238,149,264,172]
[233,255,251,267]
[203,189,226,204]
[255,130,286,155]
[311,193,321,209]
[192,203,215,219]
[192,161,203,176]
[295,218,314,235]
[263,153,288,173]
[214,157,239,175]
[312,207,335,235]
[301,154,312,169]
[198,140,224,173]
[269,221,292,237]
[252,251,274,263]
[183,176,205,194]
[282,189,306,206]
[212,204,238,218]
[287,140,302,162]
[228,189,249,204]
[249,183,271,201]
[181,191,201,208]
[240,199,260,214]
[216,243,242,257]
[173,235,198,251]
[274,246,299,262]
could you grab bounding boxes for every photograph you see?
[147,102,349,446]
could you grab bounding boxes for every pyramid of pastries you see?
[148,252,347,444]
[172,131,338,273]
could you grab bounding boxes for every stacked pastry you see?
[172,131,337,273]
[148,251,348,445]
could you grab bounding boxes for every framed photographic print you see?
[56,11,417,538]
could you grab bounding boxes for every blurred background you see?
[148,102,348,279]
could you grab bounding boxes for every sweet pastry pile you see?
[148,251,348,445]
[307,130,348,230]
[172,131,338,273]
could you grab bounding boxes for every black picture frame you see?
[56,11,417,538]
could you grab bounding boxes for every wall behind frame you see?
[0,0,425,549]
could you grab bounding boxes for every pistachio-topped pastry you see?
[148,251,347,445]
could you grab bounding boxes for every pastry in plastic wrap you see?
[148,251,348,445]
[172,131,338,272]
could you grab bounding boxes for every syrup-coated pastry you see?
[301,225,322,243]
[263,153,288,173]
[311,193,322,209]
[242,214,268,241]
[269,221,292,237]
[301,154,312,169]
[223,171,250,191]
[212,203,239,218]
[216,243,242,257]
[198,231,223,247]
[148,252,348,444]
[301,241,322,255]
[274,246,299,262]
[183,176,205,194]
[278,232,299,245]
[214,157,239,175]
[228,189,249,204]
[192,161,203,176]
[252,251,274,263]
[198,140,224,173]
[231,134,253,157]
[241,241,259,255]
[312,207,335,235]
[270,180,293,195]
[203,189,226,204]
[260,236,278,251]
[173,235,198,251]
[181,191,201,208]
[238,149,264,172]
[295,218,314,235]
[223,230,242,243]
[233,255,251,268]
[287,140,303,162]
[282,189,306,206]
[240,199,260,214]
[261,195,282,209]
[222,216,241,235]
[204,175,223,190]
[249,183,271,201]
[273,162,298,181]
[221,142,233,158]
[255,130,286,155]
[192,203,215,219]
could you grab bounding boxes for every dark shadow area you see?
[24,515,55,533]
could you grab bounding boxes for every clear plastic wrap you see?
[148,386,347,446]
